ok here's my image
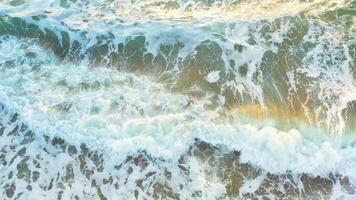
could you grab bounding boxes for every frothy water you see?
[0,0,355,199]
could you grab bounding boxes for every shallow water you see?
[0,0,355,199]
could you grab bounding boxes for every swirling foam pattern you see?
[0,0,355,199]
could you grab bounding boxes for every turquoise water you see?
[0,0,355,199]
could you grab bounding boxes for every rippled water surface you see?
[0,0,355,199]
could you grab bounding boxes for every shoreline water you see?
[0,0,355,199]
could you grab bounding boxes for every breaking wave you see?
[0,0,355,199]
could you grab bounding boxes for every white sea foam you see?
[0,0,355,198]
[1,36,356,180]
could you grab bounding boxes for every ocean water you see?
[0,0,355,199]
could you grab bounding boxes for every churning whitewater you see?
[0,0,355,199]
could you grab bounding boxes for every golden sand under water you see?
[112,0,352,22]
[222,100,356,135]
[0,0,355,198]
